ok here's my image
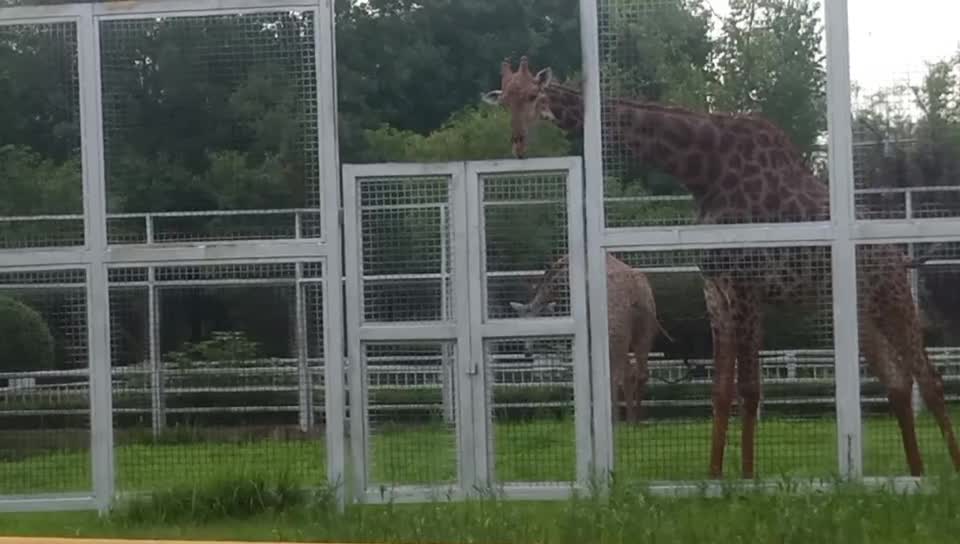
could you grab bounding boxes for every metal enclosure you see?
[0,0,344,512]
[0,0,958,514]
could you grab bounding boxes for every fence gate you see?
[342,157,590,502]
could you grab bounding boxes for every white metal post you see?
[563,158,594,487]
[147,267,165,437]
[295,262,314,431]
[578,0,615,490]
[78,6,116,512]
[316,0,347,507]
[824,0,863,480]
[341,166,367,500]
[439,206,455,424]
[453,160,484,490]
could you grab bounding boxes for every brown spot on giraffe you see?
[485,56,960,478]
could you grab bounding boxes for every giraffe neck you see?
[544,83,715,196]
[543,83,826,221]
[530,255,570,306]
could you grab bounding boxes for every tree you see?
[711,0,826,158]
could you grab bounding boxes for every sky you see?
[706,0,960,97]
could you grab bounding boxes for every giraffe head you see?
[482,56,555,158]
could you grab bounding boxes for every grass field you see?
[2,474,960,543]
[1,409,958,496]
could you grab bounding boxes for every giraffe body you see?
[486,56,960,478]
[510,254,670,423]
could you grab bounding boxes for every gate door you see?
[465,157,590,497]
[343,157,589,503]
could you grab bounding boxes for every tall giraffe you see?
[483,56,960,479]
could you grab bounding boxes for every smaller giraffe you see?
[510,253,672,422]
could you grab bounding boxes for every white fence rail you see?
[5,349,960,419]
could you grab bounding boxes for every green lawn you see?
[3,479,960,543]
[1,410,958,496]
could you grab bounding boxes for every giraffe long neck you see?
[530,255,570,306]
[544,84,713,195]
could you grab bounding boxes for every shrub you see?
[0,294,56,373]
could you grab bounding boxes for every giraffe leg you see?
[914,356,960,471]
[862,317,924,476]
[705,277,736,479]
[610,338,629,424]
[629,319,653,423]
[734,292,763,480]
[882,299,960,472]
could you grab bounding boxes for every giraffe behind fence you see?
[510,253,671,423]
[485,55,960,478]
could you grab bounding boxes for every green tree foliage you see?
[363,104,570,162]
[0,295,56,373]
[712,0,826,158]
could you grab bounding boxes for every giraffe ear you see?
[535,67,553,88]
[482,90,503,105]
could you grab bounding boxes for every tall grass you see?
[12,470,938,543]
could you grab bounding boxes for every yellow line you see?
[0,539,340,544]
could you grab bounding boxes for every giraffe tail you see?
[657,319,675,343]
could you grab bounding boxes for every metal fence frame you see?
[342,157,590,503]
[579,0,960,493]
[1,0,958,516]
[0,0,345,513]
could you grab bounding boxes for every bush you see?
[0,294,56,373]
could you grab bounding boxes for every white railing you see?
[4,348,960,418]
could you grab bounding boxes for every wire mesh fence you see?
[98,10,323,243]
[607,247,836,480]
[482,171,570,321]
[597,0,830,228]
[848,0,960,221]
[478,167,581,486]
[358,175,452,324]
[363,341,459,488]
[857,242,960,477]
[0,268,90,495]
[106,262,327,493]
[0,21,85,249]
[486,337,576,485]
[4,0,960,513]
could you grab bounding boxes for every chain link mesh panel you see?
[849,1,960,221]
[0,21,84,249]
[0,269,90,495]
[858,242,960,476]
[363,342,458,488]
[482,171,569,321]
[107,262,326,493]
[609,247,836,480]
[486,337,575,485]
[358,175,452,323]
[597,0,829,228]
[98,11,322,243]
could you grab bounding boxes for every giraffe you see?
[483,56,960,479]
[510,253,672,423]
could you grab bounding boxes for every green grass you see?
[1,410,958,496]
[3,475,960,543]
